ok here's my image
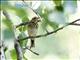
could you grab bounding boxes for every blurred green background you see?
[1,0,80,60]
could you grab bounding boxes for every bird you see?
[28,17,40,49]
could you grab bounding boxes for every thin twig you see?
[69,19,80,24]
[16,22,29,28]
[70,23,80,26]
[17,19,80,41]
[68,19,80,26]
[22,0,42,21]
[23,47,39,55]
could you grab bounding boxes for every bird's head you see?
[31,17,41,23]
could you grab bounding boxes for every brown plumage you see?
[28,17,40,49]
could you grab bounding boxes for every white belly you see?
[28,28,37,36]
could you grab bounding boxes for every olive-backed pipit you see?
[28,17,40,49]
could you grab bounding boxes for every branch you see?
[23,47,39,55]
[16,22,29,28]
[13,25,23,60]
[69,19,80,26]
[3,10,23,60]
[69,23,80,26]
[69,19,80,24]
[3,10,11,20]
[17,19,80,41]
[14,40,23,60]
[0,40,6,60]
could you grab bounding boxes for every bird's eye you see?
[32,17,37,20]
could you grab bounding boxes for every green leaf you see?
[3,29,14,40]
[14,8,29,32]
[55,5,64,12]
[10,49,17,60]
[18,32,28,48]
[48,21,59,30]
[39,8,49,30]
[41,18,48,30]
[18,26,27,32]
[53,0,64,12]
[2,18,14,40]
[1,2,29,22]
[40,8,58,30]
[15,8,29,22]
[23,54,28,60]
[53,0,62,6]
[4,47,8,52]
[2,18,13,31]
[22,16,29,22]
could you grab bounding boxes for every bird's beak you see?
[38,19,41,22]
[36,17,41,22]
[37,17,41,22]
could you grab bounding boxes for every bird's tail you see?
[30,40,35,49]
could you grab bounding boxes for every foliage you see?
[10,49,17,60]
[1,0,78,60]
